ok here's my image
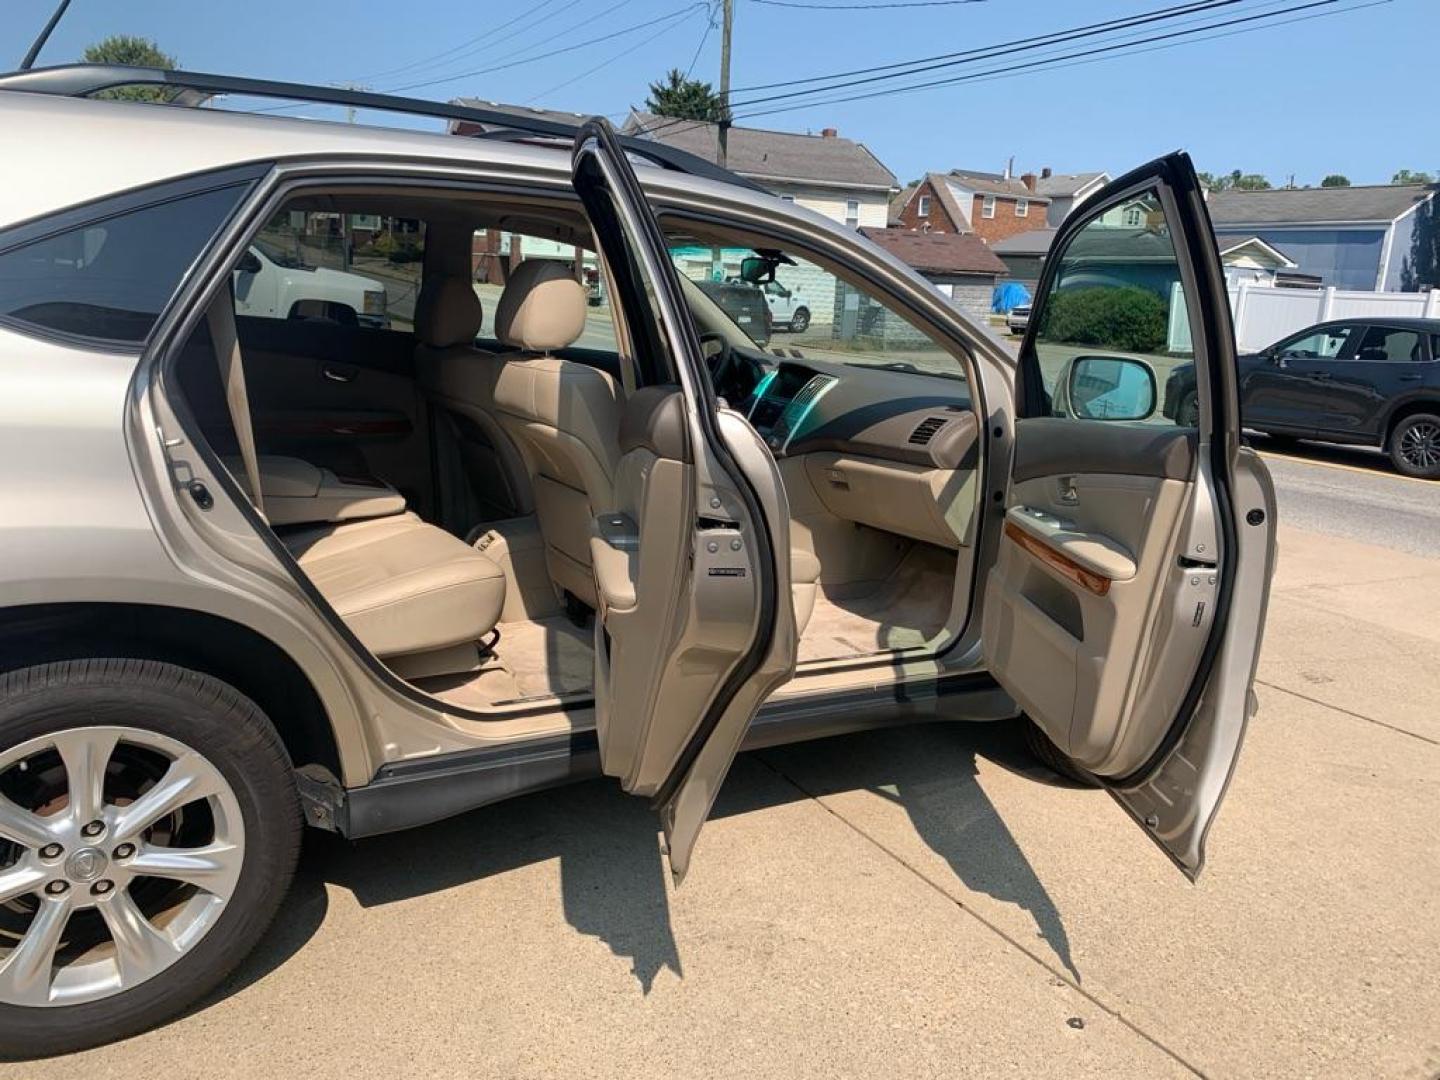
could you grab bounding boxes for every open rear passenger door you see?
[982,152,1278,879]
[571,120,798,882]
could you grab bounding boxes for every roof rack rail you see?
[0,64,763,192]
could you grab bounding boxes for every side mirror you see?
[237,250,263,275]
[1066,355,1157,421]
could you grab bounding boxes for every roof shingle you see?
[622,111,896,190]
[860,227,1007,276]
[1208,184,1434,225]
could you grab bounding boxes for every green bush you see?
[1038,286,1168,353]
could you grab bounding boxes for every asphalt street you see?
[1255,437,1439,557]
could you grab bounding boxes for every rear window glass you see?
[0,185,246,345]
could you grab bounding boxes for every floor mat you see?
[797,546,957,664]
[417,615,594,708]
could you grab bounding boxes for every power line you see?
[683,6,718,78]
[634,0,1339,137]
[384,3,707,94]
[749,0,983,8]
[527,6,706,102]
[728,0,1368,123]
[700,0,1248,107]
[632,0,1248,136]
[350,0,567,82]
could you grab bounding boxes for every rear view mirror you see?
[1066,356,1157,421]
[739,255,776,284]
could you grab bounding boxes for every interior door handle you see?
[322,363,356,383]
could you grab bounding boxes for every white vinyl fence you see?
[1170,283,1440,354]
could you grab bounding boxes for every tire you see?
[1020,715,1101,788]
[1387,412,1440,479]
[1175,390,1199,428]
[0,660,300,1058]
[790,306,810,333]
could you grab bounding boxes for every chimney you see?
[820,127,837,138]
[1004,155,1014,180]
[1020,172,1037,192]
[1041,166,1052,179]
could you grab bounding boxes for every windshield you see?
[253,237,306,270]
[665,236,966,382]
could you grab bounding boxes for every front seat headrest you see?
[415,275,482,349]
[495,259,587,353]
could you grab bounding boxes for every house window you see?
[1123,206,1143,227]
[981,195,996,219]
[845,199,860,228]
[917,194,931,217]
[1016,198,1028,218]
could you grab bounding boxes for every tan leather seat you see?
[489,260,621,607]
[414,274,532,523]
[283,513,505,661]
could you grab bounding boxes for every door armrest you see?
[1005,506,1137,583]
[590,513,639,612]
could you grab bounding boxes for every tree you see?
[1392,169,1436,185]
[1230,171,1272,191]
[1320,174,1351,187]
[1197,169,1272,192]
[645,69,722,122]
[81,35,177,102]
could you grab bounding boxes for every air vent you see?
[908,416,949,446]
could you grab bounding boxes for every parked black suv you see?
[1163,318,1440,477]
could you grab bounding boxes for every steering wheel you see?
[698,331,733,384]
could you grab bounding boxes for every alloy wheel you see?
[1397,418,1440,473]
[0,727,244,1008]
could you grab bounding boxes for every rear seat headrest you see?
[495,259,587,353]
[415,275,482,348]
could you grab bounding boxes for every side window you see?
[1278,326,1355,359]
[242,211,420,330]
[666,241,965,382]
[0,184,248,345]
[1353,326,1422,363]
[1025,190,1189,426]
[471,229,618,354]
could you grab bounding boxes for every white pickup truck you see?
[233,239,390,328]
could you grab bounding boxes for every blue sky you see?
[10,0,1433,186]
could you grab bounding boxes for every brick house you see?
[892,170,1053,244]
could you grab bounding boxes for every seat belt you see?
[205,289,265,515]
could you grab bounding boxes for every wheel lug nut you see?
[91,880,114,896]
[113,843,136,860]
[45,880,68,896]
[81,820,105,838]
[39,843,63,860]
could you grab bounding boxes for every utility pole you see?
[712,0,734,282]
[717,0,733,168]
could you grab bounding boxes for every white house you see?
[621,111,897,230]
[1033,169,1110,226]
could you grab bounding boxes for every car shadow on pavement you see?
[308,774,684,992]
[245,719,1077,999]
[753,721,1082,983]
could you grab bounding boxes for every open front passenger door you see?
[572,120,798,883]
[982,152,1278,879]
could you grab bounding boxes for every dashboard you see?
[738,357,977,471]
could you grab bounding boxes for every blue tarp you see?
[991,281,1031,313]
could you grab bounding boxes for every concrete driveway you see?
[16,523,1440,1079]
